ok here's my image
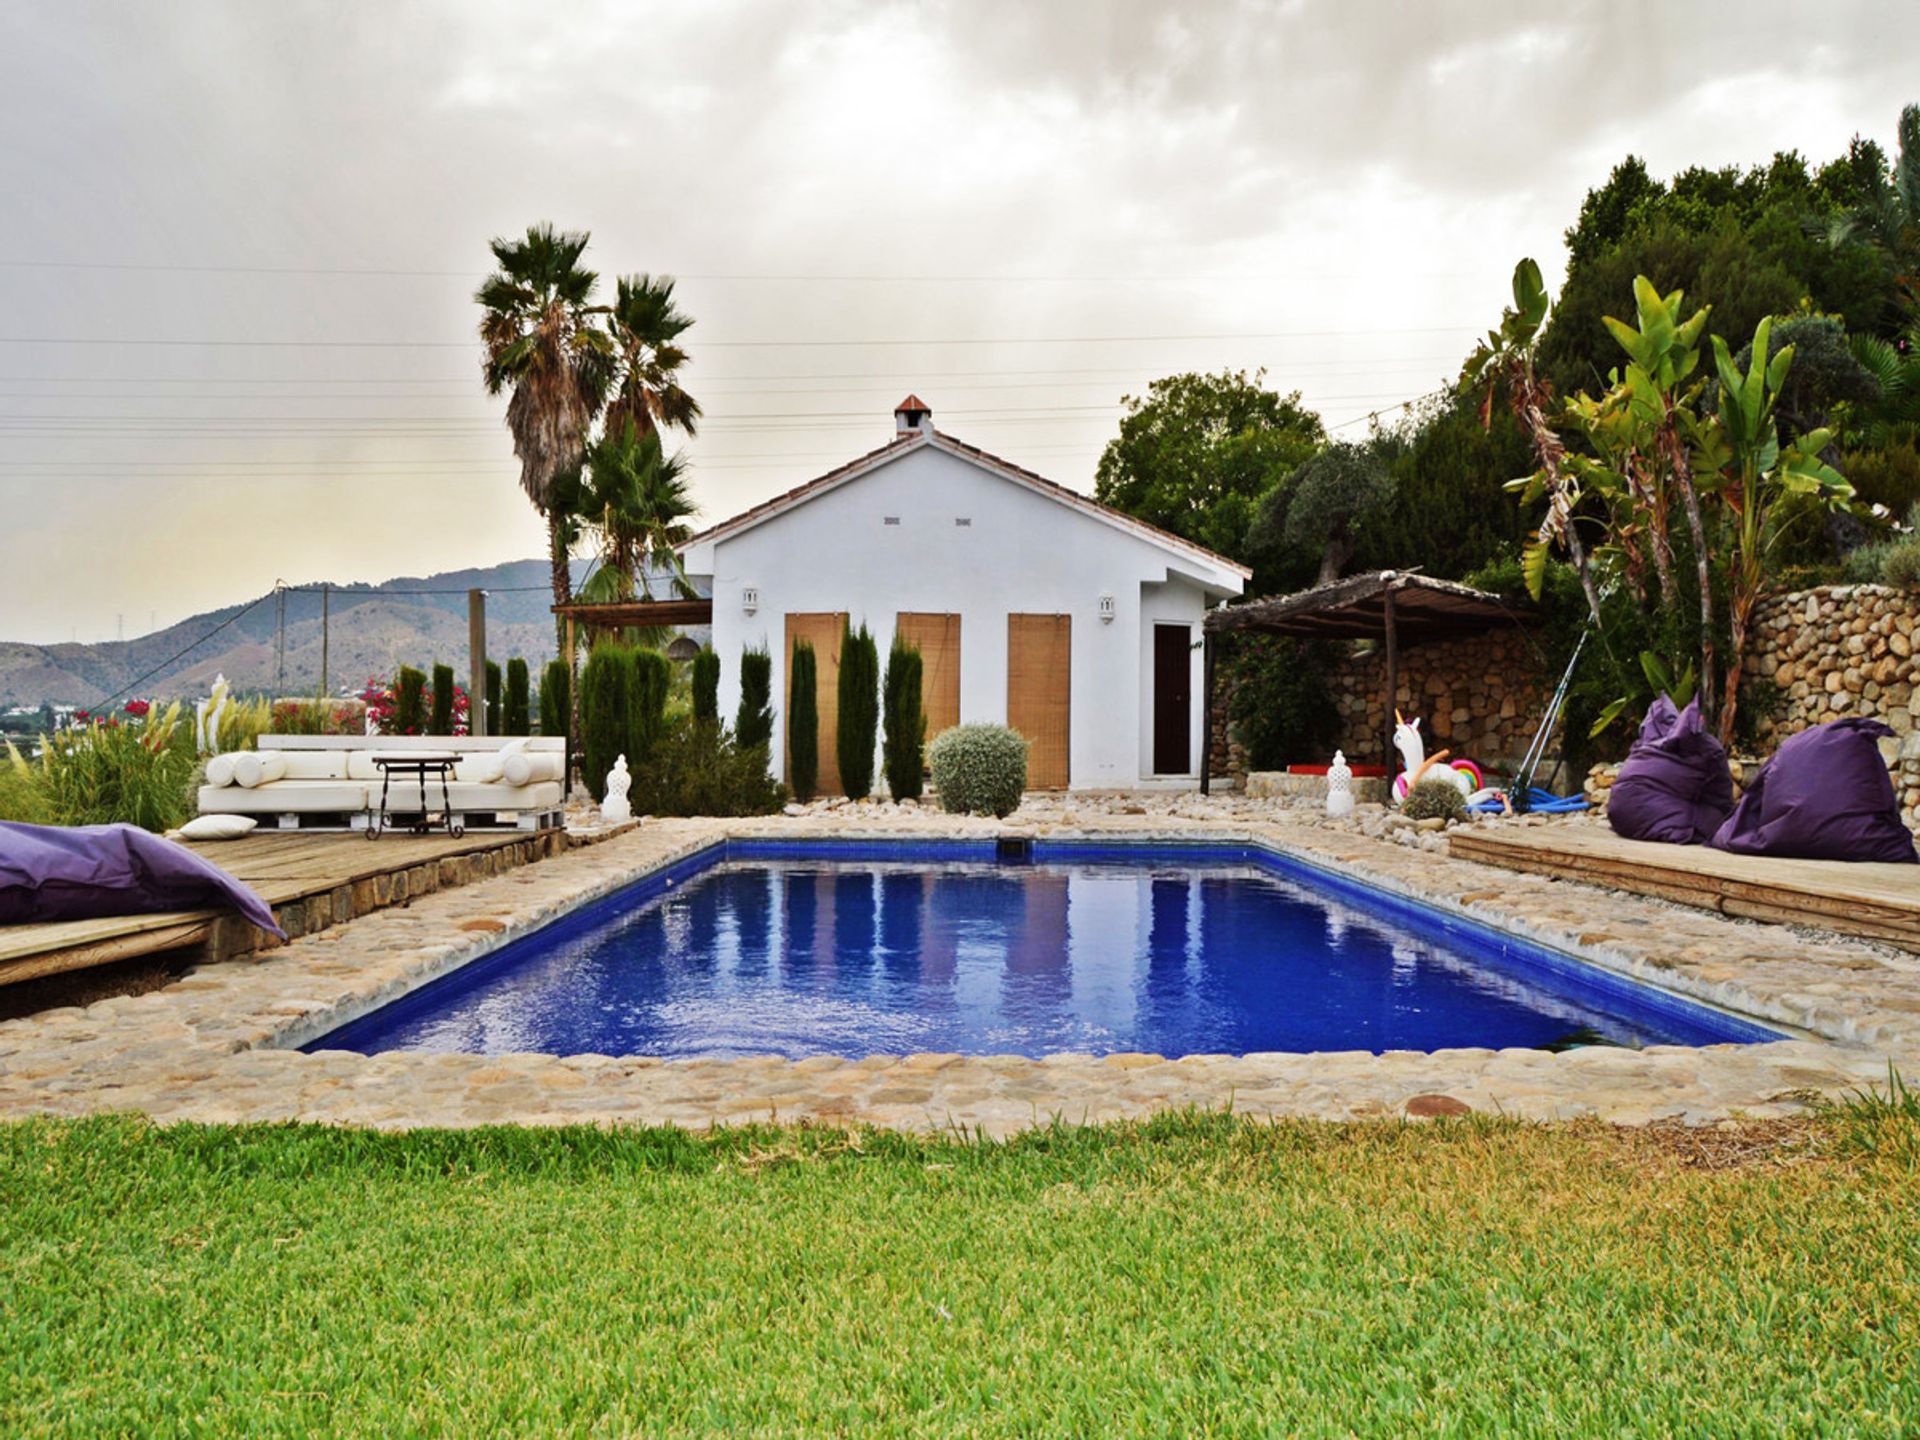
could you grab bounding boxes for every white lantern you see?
[601,754,634,824]
[1325,750,1354,818]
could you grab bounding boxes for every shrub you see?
[430,664,456,735]
[580,642,636,802]
[882,636,925,801]
[485,661,503,735]
[1841,440,1920,517]
[928,723,1027,817]
[629,716,788,817]
[268,697,366,735]
[736,647,773,751]
[1224,635,1341,769]
[1844,503,1920,588]
[788,642,819,801]
[504,658,531,736]
[691,648,720,728]
[393,666,427,736]
[631,648,671,768]
[1401,776,1469,823]
[837,622,879,799]
[538,658,570,738]
[17,703,198,831]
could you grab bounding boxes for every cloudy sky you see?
[1,0,1914,642]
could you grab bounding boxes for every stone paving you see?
[1,796,1915,1136]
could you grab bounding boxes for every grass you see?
[1,1102,1916,1437]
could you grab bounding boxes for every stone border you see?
[1,809,1915,1134]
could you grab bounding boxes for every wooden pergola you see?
[551,597,715,661]
[1200,569,1531,791]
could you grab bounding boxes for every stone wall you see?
[1207,626,1551,790]
[1742,583,1920,832]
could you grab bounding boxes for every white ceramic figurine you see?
[1325,750,1354,818]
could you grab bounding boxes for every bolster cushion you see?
[502,749,563,786]
[233,752,289,789]
[204,753,240,788]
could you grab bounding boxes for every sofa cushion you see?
[174,814,258,841]
[199,781,370,814]
[233,752,290,789]
[278,751,349,780]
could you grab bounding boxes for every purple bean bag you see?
[1710,718,1918,864]
[0,821,284,933]
[1607,695,1734,845]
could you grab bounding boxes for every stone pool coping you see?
[2,811,1916,1134]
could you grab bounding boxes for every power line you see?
[0,325,1480,350]
[91,593,274,710]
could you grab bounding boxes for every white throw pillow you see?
[233,752,289,789]
[205,753,240,787]
[174,813,258,841]
[464,738,527,784]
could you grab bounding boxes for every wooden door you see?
[1007,613,1071,789]
[1152,623,1192,775]
[785,612,846,795]
[895,612,961,744]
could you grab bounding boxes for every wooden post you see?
[468,589,487,738]
[1199,629,1215,796]
[1382,585,1399,778]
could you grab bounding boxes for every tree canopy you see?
[1092,370,1323,574]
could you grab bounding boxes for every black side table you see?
[366,753,464,839]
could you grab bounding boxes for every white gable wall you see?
[688,441,1241,790]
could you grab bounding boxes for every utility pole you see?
[320,584,331,696]
[468,588,488,737]
[274,584,286,698]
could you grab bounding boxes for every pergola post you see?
[1200,630,1215,796]
[1382,584,1399,777]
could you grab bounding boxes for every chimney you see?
[894,394,932,434]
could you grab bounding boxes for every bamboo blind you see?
[895,612,962,742]
[785,612,846,795]
[1007,612,1071,789]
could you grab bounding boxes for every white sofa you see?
[198,735,568,832]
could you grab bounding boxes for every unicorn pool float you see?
[1391,711,1502,808]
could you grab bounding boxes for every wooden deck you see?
[1448,823,1920,951]
[0,828,569,988]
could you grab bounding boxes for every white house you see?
[679,397,1249,792]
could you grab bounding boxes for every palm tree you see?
[603,274,702,444]
[579,419,697,601]
[476,224,613,647]
[1825,105,1920,317]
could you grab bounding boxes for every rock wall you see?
[1743,583,1920,832]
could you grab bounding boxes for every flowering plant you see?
[359,673,469,735]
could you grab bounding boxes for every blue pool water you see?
[308,841,1778,1059]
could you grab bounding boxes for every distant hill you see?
[0,561,577,707]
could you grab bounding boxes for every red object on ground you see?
[1287,763,1389,777]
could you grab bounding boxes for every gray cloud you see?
[1,0,1914,640]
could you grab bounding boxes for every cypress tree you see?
[504,657,531,736]
[736,647,773,751]
[484,660,503,735]
[580,642,634,802]
[430,663,455,735]
[393,665,427,736]
[883,636,925,801]
[691,648,720,729]
[630,648,671,769]
[538,658,570,739]
[836,621,879,800]
[788,641,818,802]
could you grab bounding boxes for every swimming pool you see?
[306,839,1780,1059]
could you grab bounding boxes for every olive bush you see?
[928,723,1028,817]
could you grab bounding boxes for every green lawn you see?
[2,1105,1915,1437]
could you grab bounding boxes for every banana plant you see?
[1464,259,1606,628]
[1686,315,1854,745]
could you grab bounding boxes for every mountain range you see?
[0,561,574,707]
